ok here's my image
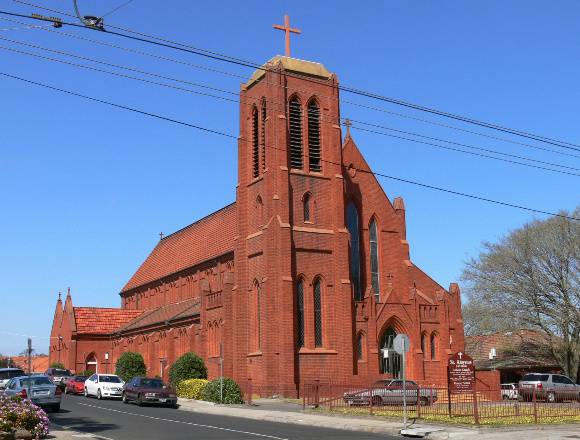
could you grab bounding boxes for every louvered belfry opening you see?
[261,99,267,171]
[252,106,259,178]
[288,97,303,169]
[307,100,321,172]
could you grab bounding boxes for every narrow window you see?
[357,333,364,361]
[296,279,305,347]
[256,196,263,227]
[252,106,259,178]
[430,333,437,360]
[421,333,427,354]
[346,202,362,300]
[289,97,303,169]
[261,99,267,171]
[307,100,321,172]
[369,218,380,302]
[313,278,323,347]
[303,193,311,222]
[251,280,261,352]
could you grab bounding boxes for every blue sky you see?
[0,0,578,356]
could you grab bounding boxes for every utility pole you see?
[27,338,32,400]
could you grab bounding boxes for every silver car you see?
[518,373,580,403]
[344,379,438,406]
[3,375,62,411]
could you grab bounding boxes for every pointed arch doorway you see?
[379,327,402,378]
[85,353,98,374]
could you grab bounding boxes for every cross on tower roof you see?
[273,14,301,57]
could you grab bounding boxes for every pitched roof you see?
[73,307,143,335]
[465,330,559,370]
[121,203,236,293]
[119,298,200,333]
[10,355,49,372]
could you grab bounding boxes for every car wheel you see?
[546,392,555,403]
[84,387,89,397]
[420,396,429,406]
[97,389,102,400]
[64,387,68,395]
[371,395,382,407]
[122,392,128,404]
[136,394,143,407]
[52,404,61,412]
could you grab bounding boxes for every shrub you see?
[0,394,50,438]
[49,362,65,369]
[168,353,207,389]
[176,379,208,399]
[115,352,146,382]
[77,370,94,377]
[202,377,244,404]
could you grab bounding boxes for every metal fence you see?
[302,382,580,424]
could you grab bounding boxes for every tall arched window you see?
[288,97,303,169]
[256,195,263,227]
[313,278,323,347]
[296,279,305,347]
[303,193,311,222]
[307,100,321,172]
[250,280,261,352]
[356,332,365,361]
[369,218,380,302]
[252,106,259,178]
[430,333,437,360]
[261,99,267,171]
[346,202,362,300]
[421,332,427,354]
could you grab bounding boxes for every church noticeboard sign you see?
[447,352,475,393]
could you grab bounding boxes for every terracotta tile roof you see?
[73,307,143,335]
[119,298,200,333]
[121,203,236,293]
[10,355,49,373]
[465,330,559,370]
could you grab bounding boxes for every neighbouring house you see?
[49,53,466,396]
[10,355,49,373]
[466,330,562,384]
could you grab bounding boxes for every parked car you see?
[344,379,438,406]
[518,373,580,403]
[65,376,88,395]
[122,377,177,407]
[45,368,73,387]
[501,383,519,400]
[3,375,62,411]
[0,368,25,389]
[84,374,124,399]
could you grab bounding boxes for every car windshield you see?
[0,370,25,380]
[99,375,122,383]
[74,377,87,382]
[53,369,71,376]
[373,380,389,387]
[20,377,53,386]
[522,374,549,382]
[141,379,165,388]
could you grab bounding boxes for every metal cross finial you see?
[159,232,164,240]
[344,118,352,136]
[273,14,301,57]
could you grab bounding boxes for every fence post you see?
[302,384,306,410]
[314,380,320,408]
[472,386,480,425]
[532,387,538,423]
[417,386,421,419]
[369,385,374,415]
[247,378,252,406]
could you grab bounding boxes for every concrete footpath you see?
[176,398,580,439]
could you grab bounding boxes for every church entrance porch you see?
[379,327,402,379]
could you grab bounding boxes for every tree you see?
[462,207,580,382]
[168,352,207,389]
[115,352,147,382]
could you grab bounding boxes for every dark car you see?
[0,368,25,390]
[65,376,88,395]
[122,377,177,407]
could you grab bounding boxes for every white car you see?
[84,374,124,399]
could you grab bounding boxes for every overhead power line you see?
[1,70,577,222]
[4,6,580,154]
[2,14,579,161]
[2,37,578,178]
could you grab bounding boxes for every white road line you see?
[77,402,290,440]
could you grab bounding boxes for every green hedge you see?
[176,379,208,399]
[49,362,66,369]
[168,353,207,389]
[202,377,243,404]
[115,352,146,382]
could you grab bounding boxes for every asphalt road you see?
[50,394,398,440]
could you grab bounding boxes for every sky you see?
[0,0,578,356]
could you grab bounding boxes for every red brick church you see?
[49,46,465,395]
